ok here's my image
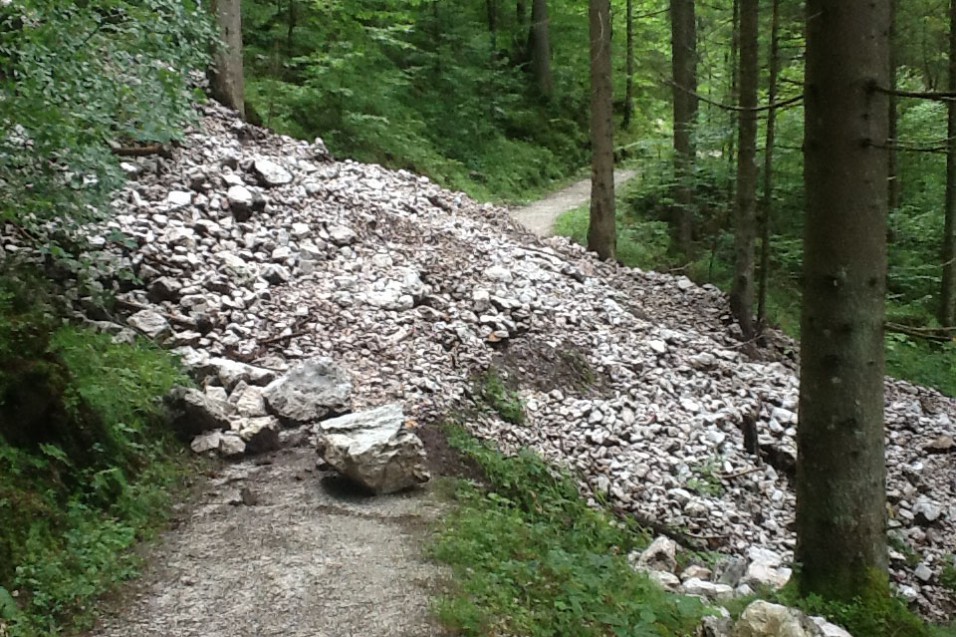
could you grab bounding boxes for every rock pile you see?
[3,99,953,619]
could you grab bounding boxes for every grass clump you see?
[775,582,936,637]
[473,368,526,425]
[942,558,956,593]
[0,268,191,636]
[431,427,706,637]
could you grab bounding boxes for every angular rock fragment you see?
[316,403,429,494]
[219,433,246,458]
[631,536,678,574]
[227,184,254,221]
[127,309,172,341]
[263,357,351,424]
[252,157,293,187]
[733,600,823,637]
[164,386,231,439]
[190,430,222,454]
[239,416,281,454]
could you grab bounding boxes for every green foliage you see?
[241,0,672,202]
[776,572,933,637]
[941,557,956,594]
[473,368,526,425]
[0,269,191,636]
[432,428,706,637]
[0,0,215,230]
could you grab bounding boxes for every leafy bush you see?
[0,0,215,230]
[0,269,191,636]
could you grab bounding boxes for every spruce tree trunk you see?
[757,0,781,329]
[730,0,758,339]
[888,0,901,212]
[208,0,245,119]
[623,0,635,130]
[588,0,616,261]
[529,0,554,98]
[669,0,697,254]
[942,0,956,328]
[797,0,890,602]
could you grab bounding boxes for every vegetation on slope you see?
[0,268,192,636]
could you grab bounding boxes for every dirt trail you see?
[87,447,448,637]
[509,169,638,237]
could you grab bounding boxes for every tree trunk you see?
[797,0,890,603]
[943,0,956,328]
[725,0,740,207]
[757,0,781,329]
[208,0,245,119]
[588,0,616,261]
[487,0,499,52]
[888,0,901,212]
[623,0,635,130]
[670,0,697,254]
[730,0,757,339]
[285,0,296,60]
[529,0,554,98]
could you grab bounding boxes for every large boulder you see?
[263,357,351,424]
[164,386,231,439]
[316,403,429,494]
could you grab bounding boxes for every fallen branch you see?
[885,322,954,343]
[259,330,309,346]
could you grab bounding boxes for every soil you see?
[85,445,452,637]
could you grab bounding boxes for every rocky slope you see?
[6,100,954,620]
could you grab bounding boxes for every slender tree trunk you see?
[730,0,758,339]
[726,0,740,207]
[943,0,956,327]
[208,0,245,119]
[487,0,499,52]
[529,0,554,98]
[588,0,616,261]
[670,0,698,254]
[623,0,635,130]
[888,0,901,212]
[757,0,781,329]
[797,0,890,602]
[285,0,296,60]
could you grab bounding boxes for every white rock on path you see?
[317,403,430,494]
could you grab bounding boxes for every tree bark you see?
[623,0,636,130]
[888,0,901,212]
[208,0,245,119]
[942,0,956,328]
[730,0,758,339]
[757,0,781,329]
[725,0,740,207]
[670,0,697,254]
[487,0,499,52]
[797,0,890,602]
[529,0,554,98]
[588,0,616,261]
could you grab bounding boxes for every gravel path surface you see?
[87,447,448,637]
[509,169,638,237]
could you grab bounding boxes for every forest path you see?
[86,446,449,637]
[509,168,638,237]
